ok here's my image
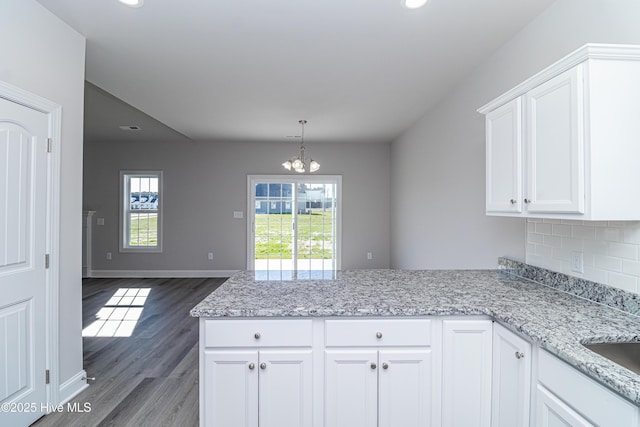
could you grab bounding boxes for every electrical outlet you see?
[106,252,112,260]
[208,252,214,261]
[233,211,244,219]
[571,251,584,273]
[96,218,105,226]
[367,252,373,260]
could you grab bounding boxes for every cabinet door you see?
[486,98,522,213]
[491,323,532,427]
[536,385,594,427]
[325,349,378,427]
[259,349,313,427]
[525,66,584,214]
[378,349,433,427]
[442,320,492,427]
[203,350,258,427]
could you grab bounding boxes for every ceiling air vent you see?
[119,125,142,131]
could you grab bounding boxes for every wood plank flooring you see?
[32,277,226,427]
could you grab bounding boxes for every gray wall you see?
[1,0,86,391]
[84,140,391,272]
[390,0,640,269]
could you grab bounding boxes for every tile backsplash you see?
[526,219,640,294]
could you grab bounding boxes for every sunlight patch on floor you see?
[82,288,150,337]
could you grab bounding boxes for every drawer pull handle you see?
[515,351,525,359]
[254,332,261,339]
[524,199,531,204]
[370,362,377,370]
[260,363,267,370]
[248,363,255,370]
[376,332,383,339]
[382,363,389,370]
[510,199,516,204]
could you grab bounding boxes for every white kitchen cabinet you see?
[536,384,593,427]
[442,319,492,427]
[491,322,532,427]
[324,318,436,427]
[200,319,314,427]
[525,66,584,214]
[324,349,381,427]
[202,349,312,427]
[485,98,522,214]
[479,44,640,220]
[203,350,258,427]
[537,349,640,427]
[378,349,433,427]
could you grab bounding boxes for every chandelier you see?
[282,120,320,173]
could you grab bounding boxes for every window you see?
[120,171,162,252]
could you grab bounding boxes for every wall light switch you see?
[208,252,214,260]
[233,211,244,219]
[97,218,105,226]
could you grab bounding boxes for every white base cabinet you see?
[200,319,314,427]
[324,318,436,427]
[199,317,640,427]
[325,349,434,427]
[536,349,640,427]
[442,319,493,427]
[491,322,532,427]
[203,349,313,427]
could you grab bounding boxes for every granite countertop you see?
[190,268,640,406]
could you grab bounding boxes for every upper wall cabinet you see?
[478,44,640,220]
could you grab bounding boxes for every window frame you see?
[119,170,163,253]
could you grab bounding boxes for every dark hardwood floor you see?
[32,277,226,427]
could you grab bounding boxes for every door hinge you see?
[45,254,50,269]
[47,138,52,153]
[45,369,50,384]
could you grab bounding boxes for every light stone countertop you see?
[190,268,640,406]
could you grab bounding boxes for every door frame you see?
[246,175,342,271]
[0,81,62,405]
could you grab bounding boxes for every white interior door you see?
[0,97,49,425]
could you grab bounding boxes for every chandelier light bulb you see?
[292,158,304,170]
[282,160,292,170]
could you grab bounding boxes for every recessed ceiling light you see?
[403,0,428,9]
[118,0,144,8]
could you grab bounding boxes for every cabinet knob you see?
[260,363,267,370]
[515,351,525,359]
[510,199,517,204]
[382,362,389,370]
[370,362,377,370]
[254,332,261,339]
[248,362,255,370]
[524,199,531,204]
[376,331,383,339]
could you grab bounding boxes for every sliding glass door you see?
[248,175,341,278]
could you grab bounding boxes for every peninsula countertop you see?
[190,268,640,405]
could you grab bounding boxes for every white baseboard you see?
[58,370,89,405]
[89,269,237,278]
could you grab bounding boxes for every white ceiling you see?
[38,0,556,144]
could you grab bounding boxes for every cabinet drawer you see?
[325,319,431,347]
[204,319,313,347]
